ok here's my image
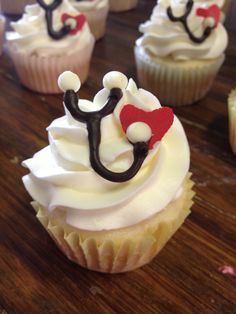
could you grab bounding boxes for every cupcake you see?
[109,0,138,12]
[0,15,5,55]
[22,70,194,273]
[6,0,95,94]
[69,0,109,40]
[228,88,236,155]
[0,0,35,14]
[221,0,232,21]
[135,0,228,106]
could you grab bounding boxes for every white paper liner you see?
[32,173,194,273]
[109,0,138,12]
[8,36,95,94]
[135,46,225,107]
[228,88,236,155]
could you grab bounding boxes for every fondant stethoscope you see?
[58,72,150,183]
[37,0,71,39]
[167,0,220,44]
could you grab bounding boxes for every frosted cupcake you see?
[0,0,35,14]
[69,0,109,40]
[109,0,138,12]
[6,0,95,94]
[228,88,236,155]
[0,15,5,55]
[135,0,228,106]
[22,70,194,273]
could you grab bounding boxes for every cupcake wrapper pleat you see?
[8,37,95,94]
[135,46,225,107]
[32,173,194,273]
[228,89,236,155]
[109,0,138,12]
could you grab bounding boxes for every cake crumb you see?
[218,265,235,275]
[89,286,103,296]
[10,156,20,164]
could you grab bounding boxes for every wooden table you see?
[1,1,236,313]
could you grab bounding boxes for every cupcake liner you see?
[0,0,35,14]
[228,88,236,155]
[135,46,225,107]
[83,2,109,40]
[0,16,5,55]
[8,37,95,94]
[32,173,194,273]
[109,0,137,12]
[221,0,232,22]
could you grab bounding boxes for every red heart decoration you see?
[61,13,86,35]
[120,104,174,149]
[196,4,220,28]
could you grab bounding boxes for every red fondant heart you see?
[61,13,86,35]
[120,104,174,149]
[196,4,220,28]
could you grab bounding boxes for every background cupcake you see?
[0,0,35,14]
[22,71,194,273]
[69,0,109,40]
[221,0,232,21]
[6,0,95,94]
[0,15,5,55]
[135,0,228,106]
[228,88,236,155]
[109,0,138,12]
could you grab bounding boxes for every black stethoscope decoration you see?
[37,0,86,40]
[58,71,174,183]
[167,0,221,44]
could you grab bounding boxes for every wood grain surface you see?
[0,1,236,313]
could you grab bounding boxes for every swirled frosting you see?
[136,0,228,61]
[6,0,93,56]
[69,0,108,11]
[22,74,190,231]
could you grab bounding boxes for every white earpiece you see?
[126,122,152,144]
[103,71,128,90]
[58,71,81,92]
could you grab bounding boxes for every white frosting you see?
[136,0,228,61]
[6,0,93,56]
[69,0,108,11]
[22,74,190,231]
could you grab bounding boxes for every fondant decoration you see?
[120,105,174,149]
[61,13,86,35]
[167,0,220,44]
[196,4,220,28]
[37,0,85,40]
[58,71,173,182]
